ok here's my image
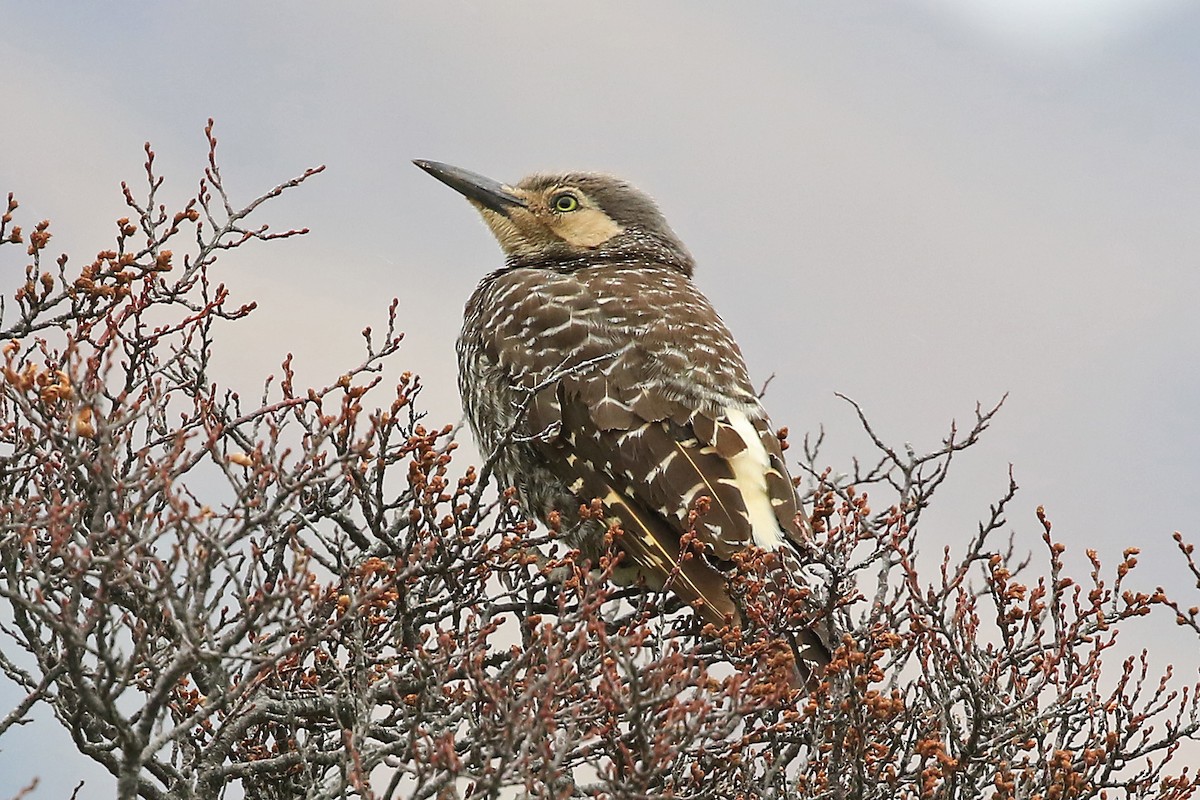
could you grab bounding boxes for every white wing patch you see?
[724,408,784,551]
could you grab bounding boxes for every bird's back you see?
[458,260,806,582]
[458,261,761,434]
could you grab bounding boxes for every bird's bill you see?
[412,160,527,214]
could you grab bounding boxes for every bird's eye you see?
[551,193,579,213]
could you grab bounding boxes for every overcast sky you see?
[3,2,1198,795]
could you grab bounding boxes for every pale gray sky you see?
[3,2,1198,795]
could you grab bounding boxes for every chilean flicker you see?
[415,160,829,672]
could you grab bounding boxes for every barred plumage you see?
[416,161,828,670]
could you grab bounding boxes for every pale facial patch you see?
[547,207,624,248]
[473,186,624,257]
[723,408,784,550]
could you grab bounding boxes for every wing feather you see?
[499,266,818,642]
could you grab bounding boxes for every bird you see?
[414,160,829,673]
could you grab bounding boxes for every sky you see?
[2,2,1198,795]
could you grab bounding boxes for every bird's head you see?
[413,160,694,275]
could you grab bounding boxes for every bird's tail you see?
[737,544,833,693]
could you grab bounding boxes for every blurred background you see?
[2,1,1197,794]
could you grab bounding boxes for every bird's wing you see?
[526,373,804,627]
[555,374,803,555]
[544,378,832,670]
[486,266,816,634]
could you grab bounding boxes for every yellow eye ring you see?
[551,193,579,213]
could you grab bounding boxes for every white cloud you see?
[922,0,1189,59]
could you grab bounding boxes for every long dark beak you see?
[413,160,527,214]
